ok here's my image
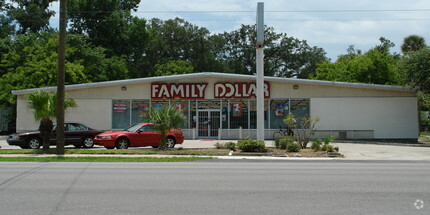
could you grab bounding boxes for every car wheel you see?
[27,138,41,149]
[166,137,176,148]
[82,137,94,148]
[116,138,129,149]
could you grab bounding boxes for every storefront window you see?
[270,99,290,129]
[170,100,189,128]
[189,101,198,129]
[221,100,229,129]
[151,100,169,112]
[131,100,150,124]
[290,99,310,128]
[290,99,310,118]
[230,99,248,129]
[112,99,131,129]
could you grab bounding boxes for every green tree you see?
[0,32,129,109]
[6,0,55,33]
[399,47,430,93]
[401,35,426,55]
[68,0,140,55]
[0,14,15,38]
[313,38,400,85]
[154,60,194,76]
[0,32,86,108]
[144,18,219,77]
[27,91,77,151]
[211,24,327,78]
[147,106,186,150]
[66,34,129,82]
[68,1,148,78]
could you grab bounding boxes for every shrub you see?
[237,138,267,152]
[275,139,281,149]
[324,135,335,145]
[324,144,334,152]
[286,142,300,152]
[311,139,322,151]
[279,136,294,150]
[334,146,339,152]
[214,142,224,149]
[225,142,236,151]
[283,113,319,149]
[320,144,328,151]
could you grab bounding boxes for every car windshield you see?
[124,124,142,132]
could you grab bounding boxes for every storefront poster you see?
[175,103,185,111]
[274,104,284,117]
[113,102,127,113]
[137,103,149,117]
[284,103,289,112]
[232,103,243,117]
[154,104,163,112]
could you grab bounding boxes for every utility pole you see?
[256,2,265,141]
[56,0,67,155]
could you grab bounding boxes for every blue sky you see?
[48,0,430,60]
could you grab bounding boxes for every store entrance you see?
[197,110,221,138]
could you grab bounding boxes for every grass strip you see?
[0,148,230,156]
[0,156,212,162]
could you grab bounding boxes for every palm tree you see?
[27,91,77,152]
[401,35,426,55]
[147,106,186,150]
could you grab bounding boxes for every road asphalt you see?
[1,135,430,160]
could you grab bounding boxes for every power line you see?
[12,8,430,15]
[43,17,430,22]
[133,9,430,13]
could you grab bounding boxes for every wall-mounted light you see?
[293,85,299,90]
[121,86,127,91]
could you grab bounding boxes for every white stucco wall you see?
[311,97,419,139]
[65,99,112,130]
[16,96,112,131]
[16,96,38,131]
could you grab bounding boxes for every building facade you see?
[13,72,419,141]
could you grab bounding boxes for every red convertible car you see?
[94,123,184,149]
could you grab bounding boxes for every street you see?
[0,161,429,215]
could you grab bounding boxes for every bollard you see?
[218,128,221,140]
[192,128,196,140]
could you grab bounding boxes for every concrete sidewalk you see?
[1,136,430,160]
[183,139,430,160]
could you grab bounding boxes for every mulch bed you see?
[233,148,329,157]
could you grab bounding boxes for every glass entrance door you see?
[197,110,221,138]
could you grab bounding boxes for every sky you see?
[48,0,430,61]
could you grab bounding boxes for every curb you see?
[0,153,340,160]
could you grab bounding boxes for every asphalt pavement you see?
[0,161,429,215]
[1,135,430,160]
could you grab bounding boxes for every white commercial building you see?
[12,72,419,141]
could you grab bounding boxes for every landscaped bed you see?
[0,148,231,156]
[0,156,212,162]
[0,147,337,158]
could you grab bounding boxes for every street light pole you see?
[256,2,265,141]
